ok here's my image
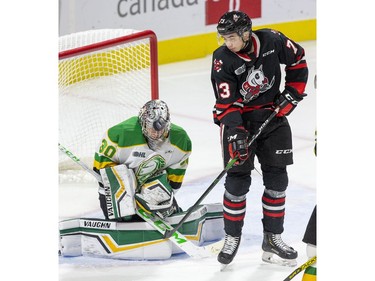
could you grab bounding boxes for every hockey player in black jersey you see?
[210,11,309,268]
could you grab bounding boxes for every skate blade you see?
[220,263,230,271]
[262,251,297,267]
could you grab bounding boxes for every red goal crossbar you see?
[59,30,159,99]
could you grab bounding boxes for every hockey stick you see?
[283,256,316,281]
[58,143,223,258]
[164,101,287,239]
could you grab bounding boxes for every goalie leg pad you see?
[100,164,138,220]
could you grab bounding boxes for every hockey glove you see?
[134,173,180,218]
[274,88,307,117]
[227,126,249,165]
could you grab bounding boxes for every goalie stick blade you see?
[283,256,317,281]
[135,208,218,259]
[203,239,224,255]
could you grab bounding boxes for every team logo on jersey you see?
[240,65,275,102]
[133,151,146,158]
[213,58,223,72]
[136,155,166,186]
[235,64,246,75]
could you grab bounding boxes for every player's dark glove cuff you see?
[274,88,307,117]
[227,126,249,165]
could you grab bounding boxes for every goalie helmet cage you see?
[59,29,158,183]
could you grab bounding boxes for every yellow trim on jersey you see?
[168,174,184,183]
[93,159,117,170]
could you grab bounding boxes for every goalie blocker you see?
[99,164,178,220]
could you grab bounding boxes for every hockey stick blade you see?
[283,256,317,281]
[136,207,222,258]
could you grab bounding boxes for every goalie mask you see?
[139,100,171,142]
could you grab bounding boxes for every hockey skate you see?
[262,231,297,267]
[218,234,241,270]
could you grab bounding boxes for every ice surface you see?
[59,41,317,281]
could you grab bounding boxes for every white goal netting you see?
[59,29,158,183]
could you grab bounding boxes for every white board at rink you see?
[59,0,316,40]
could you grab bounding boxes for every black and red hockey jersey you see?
[211,28,308,127]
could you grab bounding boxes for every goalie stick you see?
[283,256,317,281]
[58,143,223,258]
[163,100,288,239]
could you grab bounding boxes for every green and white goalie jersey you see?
[93,116,192,194]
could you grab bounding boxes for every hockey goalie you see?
[59,100,224,260]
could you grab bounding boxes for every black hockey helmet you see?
[217,11,252,37]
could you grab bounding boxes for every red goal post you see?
[59,29,159,182]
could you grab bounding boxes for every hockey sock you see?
[262,189,285,233]
[223,191,246,236]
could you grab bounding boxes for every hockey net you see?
[59,29,158,183]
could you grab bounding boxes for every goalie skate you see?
[261,232,297,267]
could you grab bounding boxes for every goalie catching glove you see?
[99,165,179,220]
[227,126,249,165]
[135,172,181,218]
